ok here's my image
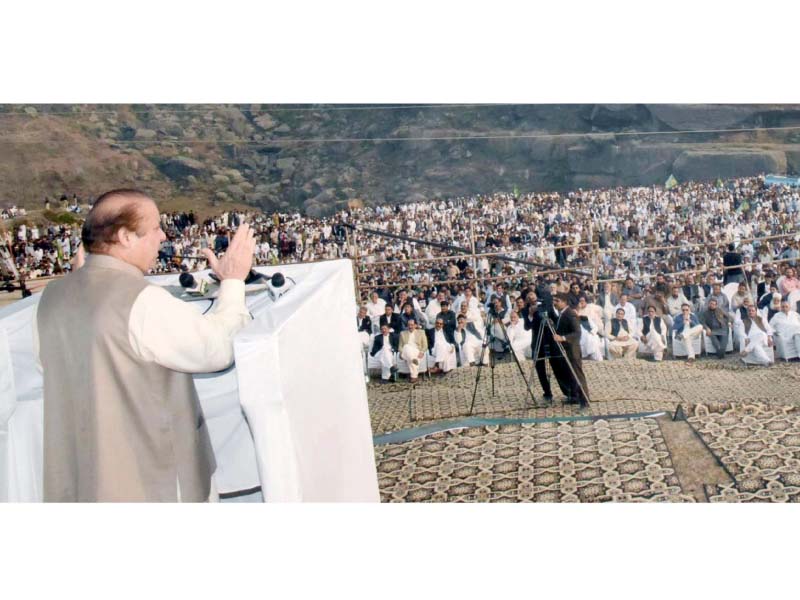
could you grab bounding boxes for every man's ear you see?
[115,227,135,248]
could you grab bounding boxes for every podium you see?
[0,259,379,502]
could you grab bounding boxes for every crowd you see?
[4,176,800,377]
[1,205,27,220]
[358,259,800,383]
[4,175,800,284]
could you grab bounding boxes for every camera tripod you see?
[528,313,591,408]
[468,316,537,415]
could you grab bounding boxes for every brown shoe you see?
[410,377,419,383]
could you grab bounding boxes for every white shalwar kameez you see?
[740,320,774,365]
[431,329,457,372]
[506,319,531,361]
[458,328,486,366]
[770,311,800,356]
[641,324,667,361]
[579,321,604,361]
[377,334,396,380]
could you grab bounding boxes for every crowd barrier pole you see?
[602,230,798,255]
[597,255,800,285]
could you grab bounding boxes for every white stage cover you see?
[0,259,379,502]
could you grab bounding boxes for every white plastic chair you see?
[773,330,800,361]
[426,345,458,372]
[671,328,704,358]
[702,323,734,354]
[397,350,430,379]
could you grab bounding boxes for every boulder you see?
[163,122,184,137]
[310,189,335,205]
[135,128,157,140]
[158,156,205,181]
[224,168,245,181]
[255,182,282,194]
[672,149,787,182]
[276,157,297,178]
[254,113,277,130]
[276,157,296,171]
[274,124,291,133]
[225,184,246,201]
[589,104,651,130]
[647,104,760,131]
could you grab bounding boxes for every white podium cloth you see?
[233,261,379,502]
[0,259,379,502]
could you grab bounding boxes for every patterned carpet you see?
[376,418,695,503]
[369,356,800,503]
[689,403,800,502]
[368,358,800,435]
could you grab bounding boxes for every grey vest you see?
[38,254,215,502]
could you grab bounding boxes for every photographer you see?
[523,291,556,404]
[488,296,510,352]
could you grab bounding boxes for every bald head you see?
[81,189,166,273]
[81,189,154,253]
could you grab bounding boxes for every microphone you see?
[178,271,208,296]
[244,269,262,285]
[271,272,285,288]
[179,272,196,288]
[242,270,286,287]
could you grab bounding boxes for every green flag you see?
[665,174,678,190]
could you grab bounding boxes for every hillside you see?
[2,104,800,215]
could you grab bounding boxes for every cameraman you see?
[488,296,510,352]
[523,290,556,404]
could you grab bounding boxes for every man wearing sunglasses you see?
[672,303,704,363]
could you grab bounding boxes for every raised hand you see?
[200,223,256,281]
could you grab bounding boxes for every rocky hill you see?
[2,104,800,216]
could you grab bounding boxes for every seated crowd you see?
[358,262,800,382]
